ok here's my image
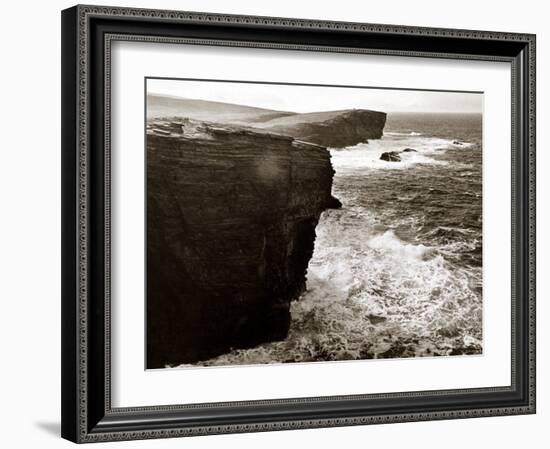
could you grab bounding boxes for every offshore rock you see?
[380,151,402,162]
[146,120,337,367]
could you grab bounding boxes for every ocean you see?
[195,112,483,366]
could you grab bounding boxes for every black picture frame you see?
[61,4,536,443]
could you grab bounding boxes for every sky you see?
[147,78,483,114]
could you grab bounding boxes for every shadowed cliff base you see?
[146,119,343,368]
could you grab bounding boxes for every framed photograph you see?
[61,4,536,443]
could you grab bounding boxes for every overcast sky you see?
[147,78,483,114]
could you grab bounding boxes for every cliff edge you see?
[147,95,386,148]
[253,109,387,148]
[146,119,338,367]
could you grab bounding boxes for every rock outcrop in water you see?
[380,151,402,162]
[147,119,338,367]
[380,148,418,162]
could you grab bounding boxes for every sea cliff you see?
[146,120,338,367]
[254,109,387,148]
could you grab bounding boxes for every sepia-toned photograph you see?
[145,78,483,369]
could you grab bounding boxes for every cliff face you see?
[147,120,337,367]
[256,109,387,148]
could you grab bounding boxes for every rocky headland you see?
[148,94,387,148]
[147,119,341,367]
[251,109,387,148]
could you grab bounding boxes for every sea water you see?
[196,112,483,366]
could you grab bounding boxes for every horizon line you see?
[147,91,483,115]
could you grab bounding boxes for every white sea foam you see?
[329,133,469,171]
[385,131,423,136]
[291,217,482,354]
[197,209,482,366]
[367,230,435,261]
